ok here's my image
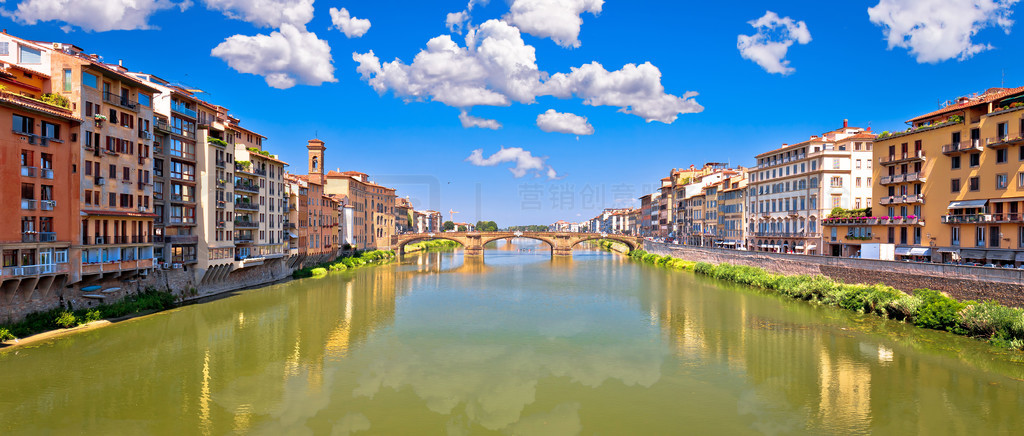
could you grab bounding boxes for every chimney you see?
[118,59,123,67]
[843,119,849,128]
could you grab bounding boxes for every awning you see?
[987,250,1015,261]
[948,199,988,209]
[895,247,912,256]
[806,245,817,250]
[794,245,805,250]
[937,247,960,253]
[908,248,931,256]
[287,232,298,239]
[960,249,986,259]
[989,197,1024,203]
[1015,252,1024,262]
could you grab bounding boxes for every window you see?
[951,178,960,192]
[997,148,1008,163]
[952,226,960,246]
[969,176,980,191]
[82,72,98,88]
[12,114,33,134]
[831,195,841,208]
[970,153,980,167]
[0,42,8,56]
[977,227,986,247]
[997,174,1008,189]
[18,45,41,64]
[951,155,961,169]
[40,122,59,140]
[855,177,862,188]
[62,69,72,92]
[830,176,842,187]
[833,159,840,169]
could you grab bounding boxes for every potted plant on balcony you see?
[94,114,107,127]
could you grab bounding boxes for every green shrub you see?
[864,285,905,315]
[913,289,965,333]
[83,309,102,323]
[884,293,922,321]
[0,327,15,341]
[310,267,328,277]
[959,301,1024,339]
[55,311,77,328]
[693,262,715,276]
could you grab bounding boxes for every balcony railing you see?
[986,136,1024,148]
[40,168,54,179]
[233,235,254,243]
[216,200,226,209]
[169,194,195,203]
[0,263,70,278]
[171,102,197,118]
[21,199,36,210]
[40,200,56,211]
[21,166,37,177]
[234,201,258,211]
[138,129,153,140]
[169,217,197,225]
[216,160,226,168]
[154,119,171,133]
[171,127,196,140]
[216,220,226,229]
[941,140,983,155]
[80,258,155,275]
[21,232,57,242]
[823,217,880,226]
[879,150,925,165]
[234,219,259,229]
[235,182,259,193]
[164,234,199,244]
[103,91,138,111]
[751,231,821,238]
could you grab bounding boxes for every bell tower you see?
[307,139,325,184]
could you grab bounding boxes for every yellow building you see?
[870,86,1024,264]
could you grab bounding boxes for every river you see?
[1,240,1023,434]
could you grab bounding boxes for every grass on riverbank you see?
[628,249,1024,350]
[405,239,460,252]
[292,250,396,279]
[0,288,176,342]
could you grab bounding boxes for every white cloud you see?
[211,24,336,89]
[201,0,313,28]
[2,0,183,32]
[353,20,541,108]
[466,146,558,179]
[737,11,811,75]
[446,11,469,33]
[868,0,1019,63]
[541,62,703,123]
[329,7,370,38]
[354,19,701,127]
[459,110,502,129]
[503,0,604,48]
[536,109,593,135]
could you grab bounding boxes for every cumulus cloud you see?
[536,109,593,135]
[868,0,1019,63]
[446,11,470,33]
[354,19,701,127]
[459,110,502,129]
[541,62,703,123]
[201,0,313,28]
[503,0,604,48]
[211,24,336,89]
[1,0,183,32]
[329,7,370,38]
[466,146,558,179]
[737,11,811,75]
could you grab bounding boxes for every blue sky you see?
[3,0,1024,225]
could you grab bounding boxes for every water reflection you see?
[0,246,1023,434]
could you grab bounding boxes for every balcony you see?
[234,219,259,229]
[170,102,197,119]
[40,200,56,211]
[154,119,172,134]
[991,213,1024,223]
[103,91,138,111]
[21,199,36,210]
[216,220,226,229]
[216,160,226,168]
[40,168,54,179]
[942,140,983,155]
[878,194,924,205]
[823,217,880,226]
[171,127,196,140]
[21,232,57,242]
[235,163,253,174]
[168,217,197,226]
[986,136,1024,149]
[234,234,254,243]
[216,200,226,209]
[164,234,199,244]
[254,168,267,177]
[21,166,37,177]
[234,201,258,211]
[751,231,821,238]
[169,194,195,203]
[81,258,155,275]
[235,182,259,193]
[942,214,994,224]
[138,129,153,140]
[0,263,70,278]
[879,150,925,165]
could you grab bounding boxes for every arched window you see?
[312,156,319,171]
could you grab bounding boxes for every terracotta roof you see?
[0,92,81,122]
[909,86,1024,123]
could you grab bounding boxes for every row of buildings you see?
[0,31,442,310]
[562,86,1024,265]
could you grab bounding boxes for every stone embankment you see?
[644,242,1024,307]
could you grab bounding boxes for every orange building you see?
[0,74,82,312]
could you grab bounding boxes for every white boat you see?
[101,287,121,293]
[82,294,105,299]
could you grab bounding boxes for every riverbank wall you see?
[0,251,353,324]
[644,242,1024,307]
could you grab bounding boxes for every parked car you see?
[982,263,997,268]
[1003,264,1016,269]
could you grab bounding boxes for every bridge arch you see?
[568,234,640,252]
[394,235,466,255]
[479,234,556,251]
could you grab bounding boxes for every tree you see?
[458,225,468,231]
[475,220,498,232]
[443,221,455,231]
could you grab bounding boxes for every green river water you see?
[2,241,1024,434]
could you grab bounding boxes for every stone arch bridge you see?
[392,232,643,258]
